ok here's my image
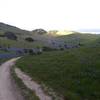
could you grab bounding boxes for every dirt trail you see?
[0,58,24,100]
[15,68,52,100]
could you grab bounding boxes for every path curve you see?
[0,58,24,100]
[15,68,52,100]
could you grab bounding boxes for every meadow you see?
[16,47,100,100]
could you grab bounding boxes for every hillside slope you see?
[0,22,100,49]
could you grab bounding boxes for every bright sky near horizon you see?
[0,0,100,31]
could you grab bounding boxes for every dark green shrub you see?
[25,37,34,42]
[42,46,56,51]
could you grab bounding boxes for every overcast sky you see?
[0,0,100,31]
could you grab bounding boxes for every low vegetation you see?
[16,47,100,100]
[0,50,14,64]
[1,22,100,100]
[0,58,8,64]
[25,37,34,42]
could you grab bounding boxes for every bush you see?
[4,31,17,40]
[23,49,29,53]
[29,49,34,55]
[25,37,34,42]
[42,46,56,51]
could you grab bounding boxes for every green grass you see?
[16,47,100,100]
[0,49,17,65]
[0,50,8,53]
[0,50,13,64]
[0,59,6,64]
[0,58,9,65]
[57,33,100,46]
[0,37,44,48]
[0,49,16,55]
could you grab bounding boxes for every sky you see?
[0,0,100,31]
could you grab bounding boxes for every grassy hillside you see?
[57,33,100,47]
[0,22,30,35]
[16,47,100,100]
[0,22,100,49]
[1,22,100,99]
[31,32,100,49]
[0,23,45,48]
[0,37,44,48]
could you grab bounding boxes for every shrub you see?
[23,49,29,53]
[42,46,56,51]
[25,37,34,42]
[29,49,34,55]
[4,32,17,40]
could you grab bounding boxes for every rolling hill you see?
[0,22,100,49]
[0,23,45,48]
[1,22,100,100]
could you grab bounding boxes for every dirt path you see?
[15,68,52,100]
[0,58,24,100]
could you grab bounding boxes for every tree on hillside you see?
[32,29,47,35]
